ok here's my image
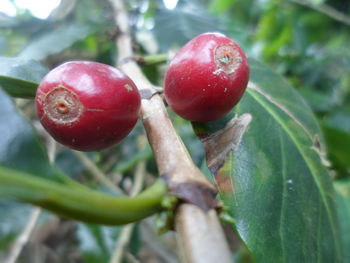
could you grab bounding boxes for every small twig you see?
[49,0,77,20]
[130,162,146,196]
[109,224,136,263]
[73,150,123,195]
[134,54,169,66]
[175,204,232,263]
[141,220,179,263]
[290,0,350,26]
[47,137,57,163]
[125,252,141,263]
[118,54,169,67]
[4,207,41,263]
[109,162,146,263]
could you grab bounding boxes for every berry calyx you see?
[164,32,250,122]
[36,61,141,151]
[42,86,83,124]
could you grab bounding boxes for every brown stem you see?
[110,0,215,205]
[109,0,232,262]
[176,204,233,263]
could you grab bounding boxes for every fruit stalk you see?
[0,165,166,225]
[109,0,232,262]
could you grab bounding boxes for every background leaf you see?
[76,223,141,263]
[0,201,55,256]
[153,5,226,51]
[0,57,47,98]
[321,108,350,177]
[77,223,122,263]
[0,89,65,182]
[18,23,95,61]
[194,59,342,262]
[0,201,34,251]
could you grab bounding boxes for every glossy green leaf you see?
[194,59,342,262]
[0,57,46,98]
[334,180,350,262]
[0,76,38,98]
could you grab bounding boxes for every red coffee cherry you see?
[164,32,249,122]
[36,61,141,151]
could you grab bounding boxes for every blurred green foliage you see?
[0,0,349,262]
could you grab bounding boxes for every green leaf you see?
[0,76,38,98]
[334,180,350,262]
[194,59,342,262]
[0,57,46,98]
[0,89,63,182]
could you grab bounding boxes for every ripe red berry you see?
[164,33,249,122]
[36,61,141,151]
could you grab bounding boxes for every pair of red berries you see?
[36,33,249,151]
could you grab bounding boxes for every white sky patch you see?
[0,1,16,16]
[163,0,178,10]
[0,0,61,19]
